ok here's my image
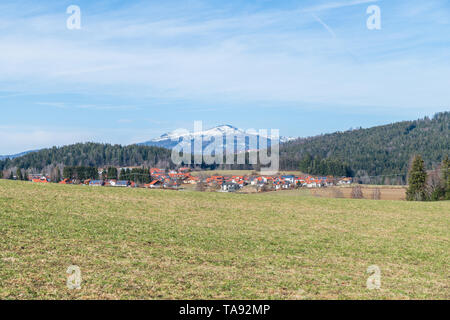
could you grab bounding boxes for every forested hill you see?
[279,112,450,180]
[0,143,173,171]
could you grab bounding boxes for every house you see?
[105,179,116,186]
[29,174,44,180]
[281,175,295,183]
[222,182,240,192]
[337,177,353,185]
[151,173,166,181]
[169,172,188,180]
[150,168,165,175]
[144,180,162,188]
[105,180,129,187]
[184,176,199,184]
[231,176,244,183]
[89,180,104,187]
[112,180,129,187]
[163,180,180,189]
[32,177,49,183]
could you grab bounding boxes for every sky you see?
[0,0,449,154]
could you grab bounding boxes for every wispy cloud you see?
[0,0,446,110]
[36,102,141,111]
[0,0,449,152]
[303,0,378,12]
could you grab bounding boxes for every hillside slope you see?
[279,112,450,179]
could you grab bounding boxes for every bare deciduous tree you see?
[332,188,344,198]
[372,188,381,200]
[196,181,207,192]
[351,185,364,199]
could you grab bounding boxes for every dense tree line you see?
[103,167,118,180]
[298,153,352,177]
[119,168,152,184]
[280,112,450,179]
[0,143,173,171]
[63,166,98,181]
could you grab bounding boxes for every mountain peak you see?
[138,124,291,151]
[216,124,238,129]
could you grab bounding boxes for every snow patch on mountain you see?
[139,124,295,151]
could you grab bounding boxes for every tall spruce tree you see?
[406,155,428,201]
[16,168,23,181]
[442,155,450,200]
[56,167,62,182]
[119,169,126,181]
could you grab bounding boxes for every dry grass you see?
[0,180,448,300]
[310,186,407,201]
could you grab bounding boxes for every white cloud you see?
[0,127,93,154]
[0,0,448,111]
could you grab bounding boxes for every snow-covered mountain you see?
[0,150,38,161]
[138,124,295,152]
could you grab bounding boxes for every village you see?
[24,167,353,192]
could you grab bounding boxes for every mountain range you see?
[138,124,295,152]
[0,150,38,161]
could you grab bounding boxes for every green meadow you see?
[0,180,448,299]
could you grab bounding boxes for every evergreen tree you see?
[56,168,62,182]
[16,168,23,181]
[119,169,126,181]
[406,155,428,201]
[442,155,450,200]
[9,171,14,180]
[107,167,118,180]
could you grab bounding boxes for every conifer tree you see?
[442,155,450,200]
[119,169,126,181]
[406,155,428,201]
[56,168,62,182]
[16,168,23,181]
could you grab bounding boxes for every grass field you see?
[0,180,448,300]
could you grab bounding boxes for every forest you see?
[0,142,173,172]
[279,112,449,182]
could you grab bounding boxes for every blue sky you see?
[0,0,449,154]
